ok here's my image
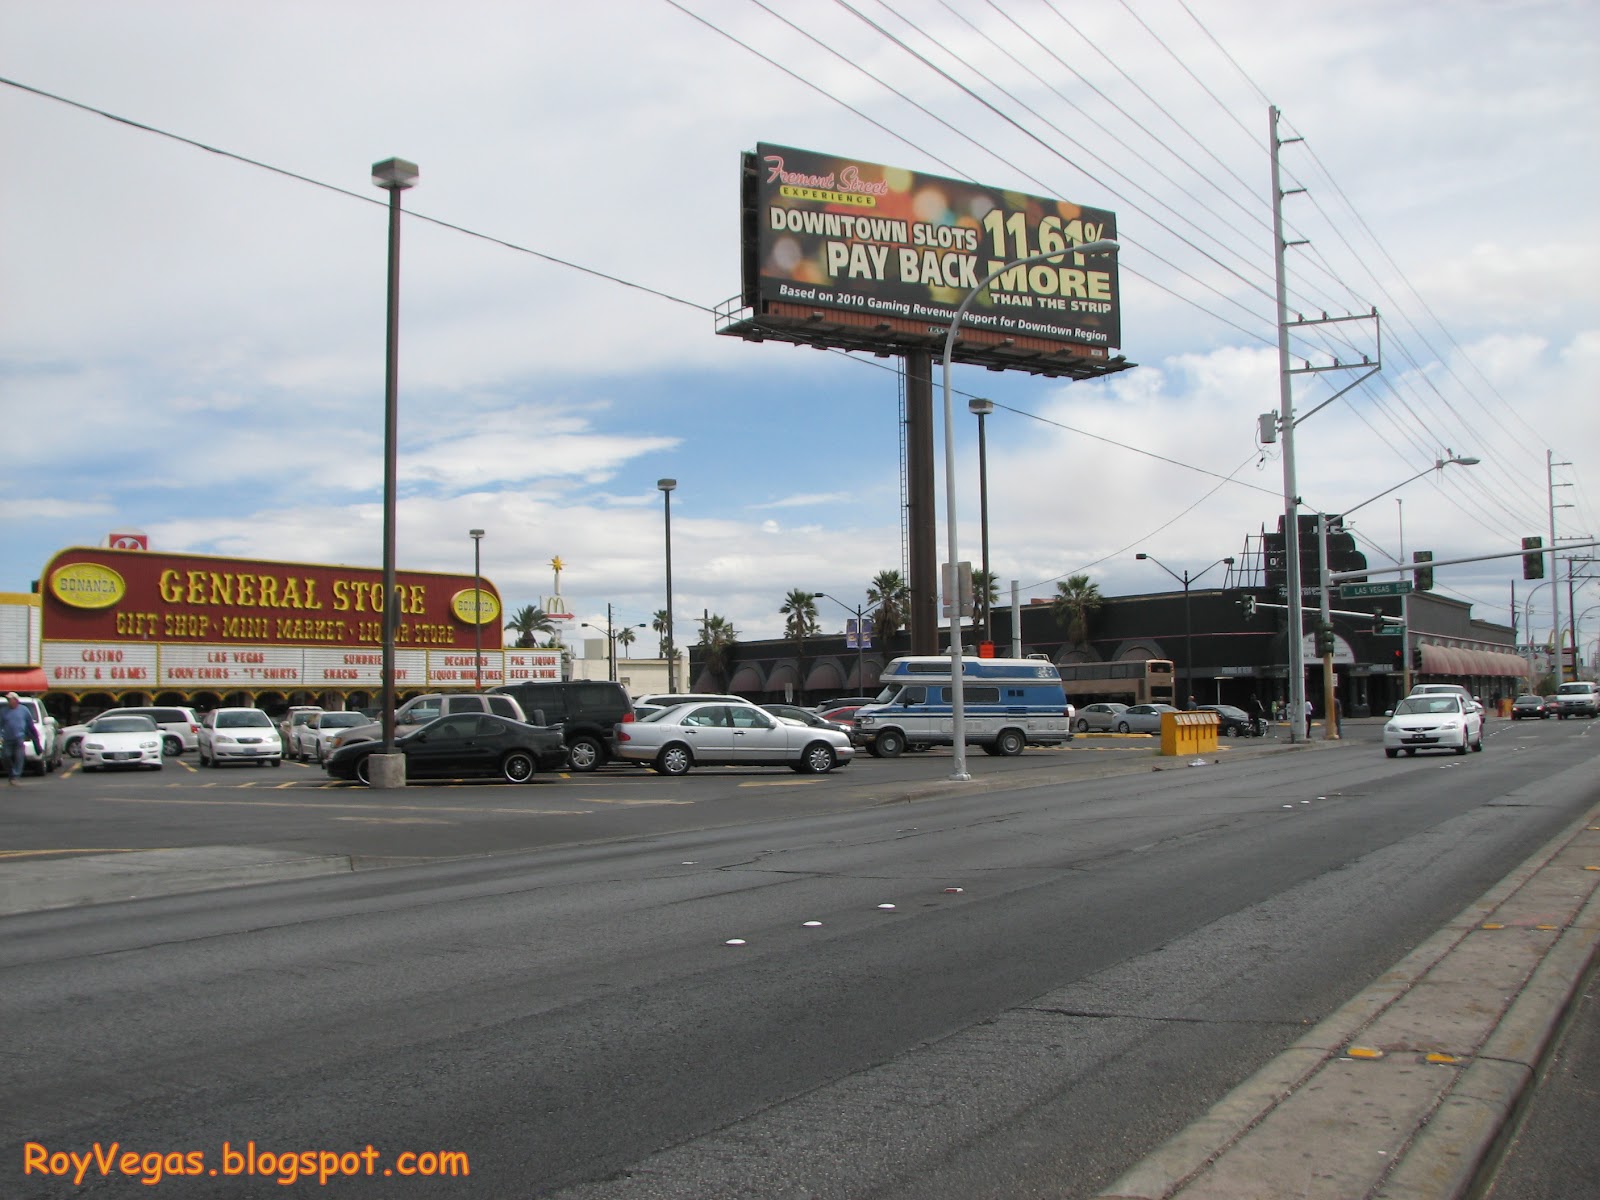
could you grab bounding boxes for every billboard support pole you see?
[905,353,938,657]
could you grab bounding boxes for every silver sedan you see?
[1112,703,1180,734]
[614,702,854,776]
[1074,702,1129,732]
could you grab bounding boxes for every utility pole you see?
[1270,108,1307,741]
[1549,451,1570,682]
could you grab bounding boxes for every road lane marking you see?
[87,796,599,816]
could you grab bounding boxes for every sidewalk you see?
[1101,790,1600,1200]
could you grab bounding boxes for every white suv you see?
[1408,683,1485,718]
[1553,681,1599,719]
[16,697,63,775]
[198,708,283,768]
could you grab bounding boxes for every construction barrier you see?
[1160,710,1219,757]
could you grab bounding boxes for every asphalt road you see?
[3,716,1596,1198]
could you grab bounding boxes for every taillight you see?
[618,729,630,742]
[622,711,635,722]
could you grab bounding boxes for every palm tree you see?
[973,568,1000,632]
[615,626,637,658]
[697,613,739,690]
[505,604,556,648]
[780,589,821,640]
[867,569,909,641]
[651,609,672,658]
[1052,574,1103,647]
[781,588,821,701]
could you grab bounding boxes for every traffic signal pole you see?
[1318,515,1338,738]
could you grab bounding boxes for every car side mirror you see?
[1384,710,1393,717]
[530,709,546,726]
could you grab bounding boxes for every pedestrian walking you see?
[2,692,42,785]
[1304,697,1314,738]
[1248,694,1265,737]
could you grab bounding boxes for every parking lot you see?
[0,728,1314,868]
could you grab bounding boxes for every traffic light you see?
[1237,593,1257,619]
[1411,647,1424,672]
[1371,614,1386,635]
[1315,621,1335,656]
[1413,550,1434,592]
[1522,536,1544,580]
[1391,645,1405,669]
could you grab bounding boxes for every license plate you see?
[1404,735,1430,743]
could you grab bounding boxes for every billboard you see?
[37,547,519,695]
[723,143,1126,377]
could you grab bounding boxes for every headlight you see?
[1384,724,1398,734]
[141,740,159,749]
[85,741,103,751]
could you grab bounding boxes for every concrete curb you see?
[1099,797,1600,1200]
[0,846,355,916]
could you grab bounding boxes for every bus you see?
[1057,658,1175,706]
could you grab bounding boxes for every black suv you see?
[492,681,632,772]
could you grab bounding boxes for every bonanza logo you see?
[450,588,501,626]
[50,562,127,610]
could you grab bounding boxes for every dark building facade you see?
[690,587,1524,718]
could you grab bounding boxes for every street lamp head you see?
[1136,552,1149,560]
[1452,456,1480,467]
[371,158,419,190]
[1071,238,1119,257]
[968,398,995,416]
[469,528,485,539]
[1224,557,1235,565]
[657,478,676,493]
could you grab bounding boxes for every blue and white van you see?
[852,655,1073,757]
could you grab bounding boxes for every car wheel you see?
[800,742,837,774]
[199,748,211,767]
[1075,718,1089,733]
[65,736,83,758]
[502,751,536,783]
[567,735,604,773]
[315,744,325,764]
[654,744,692,776]
[356,756,375,785]
[1472,736,1483,752]
[1405,748,1416,756]
[1116,721,1131,734]
[1384,748,1399,758]
[994,729,1026,757]
[163,734,182,757]
[1455,743,1467,755]
[269,758,281,767]
[874,729,905,758]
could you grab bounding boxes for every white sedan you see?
[291,711,372,762]
[79,714,164,771]
[1383,694,1484,757]
[614,701,854,775]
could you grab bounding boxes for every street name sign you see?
[1339,581,1413,599]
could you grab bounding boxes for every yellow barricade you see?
[1160,710,1219,756]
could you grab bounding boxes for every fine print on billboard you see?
[744,143,1120,353]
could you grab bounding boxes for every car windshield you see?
[217,711,273,728]
[91,716,156,733]
[321,713,366,728]
[1556,684,1591,695]
[1395,697,1461,715]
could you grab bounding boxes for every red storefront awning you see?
[0,667,50,694]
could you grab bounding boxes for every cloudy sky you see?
[2,0,1596,652]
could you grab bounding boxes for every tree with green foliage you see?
[697,613,739,690]
[615,626,637,657]
[1051,574,1103,646]
[867,569,909,641]
[505,604,556,648]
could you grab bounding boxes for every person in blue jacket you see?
[2,692,42,785]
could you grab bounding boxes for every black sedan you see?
[1196,704,1254,736]
[1511,694,1549,720]
[324,713,567,785]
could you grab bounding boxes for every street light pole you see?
[1135,553,1233,705]
[943,240,1119,780]
[371,156,418,789]
[469,528,485,688]
[816,592,867,695]
[581,606,648,684]
[658,479,677,692]
[968,398,995,647]
[1330,454,1480,717]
